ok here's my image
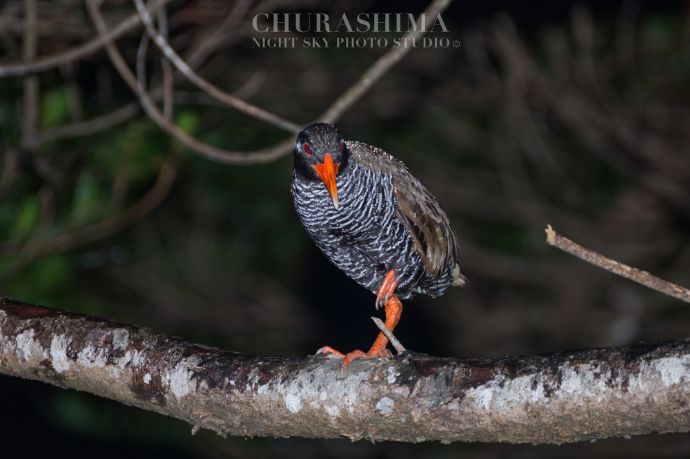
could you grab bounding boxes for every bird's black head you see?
[294,122,348,209]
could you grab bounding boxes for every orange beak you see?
[312,153,340,209]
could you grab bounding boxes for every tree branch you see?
[36,102,140,144]
[86,0,296,165]
[86,0,453,164]
[371,316,406,354]
[36,1,259,145]
[133,0,301,134]
[0,0,172,78]
[20,0,39,151]
[319,0,452,123]
[546,225,690,304]
[1,297,689,444]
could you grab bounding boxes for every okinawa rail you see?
[291,123,465,367]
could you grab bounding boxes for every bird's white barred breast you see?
[292,159,451,298]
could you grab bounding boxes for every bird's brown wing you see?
[347,141,465,285]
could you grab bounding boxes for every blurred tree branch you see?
[0,0,453,160]
[0,0,172,78]
[20,0,39,151]
[122,0,450,163]
[133,0,301,133]
[317,0,452,124]
[1,296,690,444]
[0,154,178,257]
[34,1,256,145]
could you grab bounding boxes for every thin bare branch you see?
[37,102,139,144]
[2,297,690,443]
[133,0,301,133]
[136,27,295,164]
[319,0,453,123]
[35,4,265,145]
[75,0,453,164]
[85,0,294,165]
[20,0,39,150]
[0,0,172,78]
[546,225,690,303]
[371,317,407,354]
[157,2,173,121]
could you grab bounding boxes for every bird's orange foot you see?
[317,287,403,373]
[317,345,392,371]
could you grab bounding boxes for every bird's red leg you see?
[317,270,403,370]
[359,295,402,356]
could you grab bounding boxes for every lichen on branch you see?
[1,297,690,444]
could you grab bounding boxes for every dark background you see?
[1,0,690,457]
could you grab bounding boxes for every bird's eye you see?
[303,143,313,156]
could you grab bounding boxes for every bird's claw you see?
[375,294,388,310]
[375,269,398,310]
[316,345,345,358]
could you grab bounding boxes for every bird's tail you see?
[451,263,467,287]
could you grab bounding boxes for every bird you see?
[291,122,465,367]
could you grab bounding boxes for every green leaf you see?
[72,171,103,224]
[41,87,71,128]
[175,110,200,135]
[12,194,40,238]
